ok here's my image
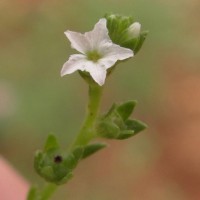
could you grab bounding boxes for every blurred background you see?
[0,0,200,199]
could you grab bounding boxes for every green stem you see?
[40,184,57,200]
[72,84,103,147]
[27,184,57,200]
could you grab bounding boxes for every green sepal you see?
[121,38,138,51]
[117,130,135,140]
[44,134,59,152]
[96,120,120,139]
[34,150,43,172]
[134,31,148,54]
[82,143,107,159]
[116,100,137,121]
[125,119,147,134]
[40,166,55,181]
[104,103,117,118]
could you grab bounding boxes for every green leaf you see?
[82,143,107,159]
[27,186,39,200]
[97,121,120,139]
[116,100,137,121]
[117,130,135,140]
[44,134,59,152]
[126,119,147,134]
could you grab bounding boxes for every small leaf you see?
[126,119,147,134]
[116,100,137,121]
[82,143,107,159]
[41,166,55,181]
[44,134,59,152]
[97,121,120,139]
[117,130,135,140]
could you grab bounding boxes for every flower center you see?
[86,50,102,62]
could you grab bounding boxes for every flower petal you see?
[85,18,111,49]
[64,31,90,54]
[61,54,87,76]
[98,57,116,70]
[97,43,133,70]
[103,43,134,65]
[85,62,107,86]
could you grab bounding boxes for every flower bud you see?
[34,135,84,185]
[96,100,147,140]
[105,14,147,54]
[128,22,141,38]
[34,149,73,185]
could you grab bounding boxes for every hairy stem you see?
[72,84,103,147]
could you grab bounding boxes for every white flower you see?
[61,18,133,86]
[128,22,141,38]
